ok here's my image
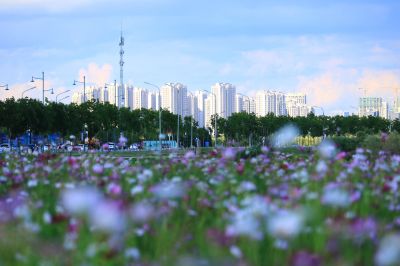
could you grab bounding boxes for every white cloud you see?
[356,69,400,98]
[0,0,99,12]
[0,80,53,101]
[78,63,113,87]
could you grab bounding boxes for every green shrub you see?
[383,132,400,154]
[362,135,382,153]
[330,136,363,152]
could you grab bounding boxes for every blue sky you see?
[1,0,400,114]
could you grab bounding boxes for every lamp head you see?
[31,77,34,83]
[5,85,9,91]
[51,88,54,94]
[73,81,76,86]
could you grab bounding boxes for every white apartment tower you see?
[255,91,287,117]
[133,87,149,110]
[187,93,199,121]
[124,86,134,110]
[285,93,309,117]
[160,83,188,117]
[211,82,236,119]
[148,91,159,111]
[235,94,244,113]
[204,96,215,129]
[243,97,256,114]
[359,97,389,119]
[194,90,207,128]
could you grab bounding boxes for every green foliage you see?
[0,99,210,145]
[383,132,400,154]
[330,136,364,152]
[362,135,382,153]
[0,98,395,147]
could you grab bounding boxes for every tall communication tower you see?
[119,28,125,107]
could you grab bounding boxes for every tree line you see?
[0,98,398,146]
[0,98,210,146]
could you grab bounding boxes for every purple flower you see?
[291,251,321,266]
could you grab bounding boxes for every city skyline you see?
[1,0,400,115]
[69,82,316,129]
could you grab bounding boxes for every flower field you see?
[1,145,400,266]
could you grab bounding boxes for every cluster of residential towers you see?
[72,82,312,128]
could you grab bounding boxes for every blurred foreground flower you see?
[62,187,103,215]
[268,209,304,239]
[375,234,400,266]
[151,179,185,199]
[318,140,336,159]
[272,124,299,148]
[322,186,350,208]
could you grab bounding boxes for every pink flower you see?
[236,163,245,175]
[222,147,236,160]
[92,164,104,175]
[107,183,122,196]
[184,150,196,160]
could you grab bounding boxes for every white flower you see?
[152,180,185,199]
[315,160,328,174]
[89,201,124,232]
[322,187,350,207]
[61,187,102,215]
[272,124,299,148]
[43,212,52,224]
[226,209,263,240]
[375,234,400,266]
[268,209,304,239]
[318,140,336,159]
[131,185,144,196]
[27,179,38,187]
[238,181,256,192]
[130,201,155,223]
[125,247,140,260]
[229,245,242,258]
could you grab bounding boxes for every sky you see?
[1,0,400,114]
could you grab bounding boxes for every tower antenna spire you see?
[119,24,125,107]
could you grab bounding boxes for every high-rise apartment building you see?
[358,97,388,119]
[285,93,310,117]
[124,86,134,110]
[133,87,148,110]
[160,83,188,117]
[194,90,207,128]
[148,91,159,111]
[204,96,215,129]
[187,93,199,121]
[235,94,256,114]
[243,97,256,114]
[255,91,287,117]
[211,83,236,118]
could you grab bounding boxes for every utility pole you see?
[119,28,125,108]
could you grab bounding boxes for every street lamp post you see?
[58,95,70,103]
[177,88,180,149]
[0,84,9,91]
[44,88,54,101]
[144,82,162,152]
[56,89,71,103]
[190,115,193,148]
[31,72,45,104]
[73,76,86,103]
[202,89,217,147]
[22,86,36,98]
